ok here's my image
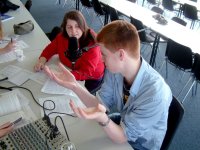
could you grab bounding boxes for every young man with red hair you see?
[45,20,172,150]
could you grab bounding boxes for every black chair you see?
[191,53,200,96]
[91,0,108,26]
[127,0,137,3]
[180,53,200,103]
[25,0,32,12]
[182,3,198,29]
[146,0,157,8]
[130,16,154,45]
[162,0,174,11]
[146,0,156,5]
[109,6,120,22]
[80,0,93,16]
[190,0,197,2]
[171,16,187,26]
[160,96,184,150]
[162,0,179,17]
[142,0,156,7]
[160,39,194,79]
[151,6,164,15]
[130,16,156,61]
[46,26,61,41]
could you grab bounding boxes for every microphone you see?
[64,37,99,69]
[65,37,82,67]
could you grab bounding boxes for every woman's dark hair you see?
[61,10,95,48]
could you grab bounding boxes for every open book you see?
[0,89,37,128]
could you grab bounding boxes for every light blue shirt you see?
[98,58,172,150]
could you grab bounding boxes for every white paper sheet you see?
[0,51,17,63]
[0,89,29,117]
[30,64,60,85]
[29,71,48,85]
[41,78,75,96]
[0,65,33,85]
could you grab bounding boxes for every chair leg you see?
[190,21,195,29]
[55,0,60,5]
[179,72,185,82]
[178,76,193,98]
[158,57,166,73]
[63,0,68,7]
[63,0,75,8]
[85,8,91,17]
[99,15,104,26]
[181,79,196,104]
[192,81,198,96]
[166,58,168,79]
[80,6,91,17]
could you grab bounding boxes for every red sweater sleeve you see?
[39,33,66,61]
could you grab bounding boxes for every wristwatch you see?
[98,116,110,127]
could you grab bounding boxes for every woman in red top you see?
[34,10,104,93]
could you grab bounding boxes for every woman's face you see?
[66,19,83,40]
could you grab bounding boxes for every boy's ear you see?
[118,49,125,61]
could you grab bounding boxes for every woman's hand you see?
[44,62,77,90]
[34,57,47,72]
[69,100,107,123]
[0,41,15,54]
[0,122,13,138]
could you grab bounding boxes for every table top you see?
[100,0,200,54]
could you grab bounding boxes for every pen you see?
[11,38,12,43]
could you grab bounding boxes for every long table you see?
[0,0,132,149]
[99,0,200,67]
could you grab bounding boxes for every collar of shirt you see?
[129,57,148,96]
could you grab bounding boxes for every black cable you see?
[0,77,8,82]
[8,86,55,111]
[54,116,70,141]
[42,100,56,116]
[0,77,12,91]
[0,86,12,91]
[7,85,77,118]
[48,112,77,118]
